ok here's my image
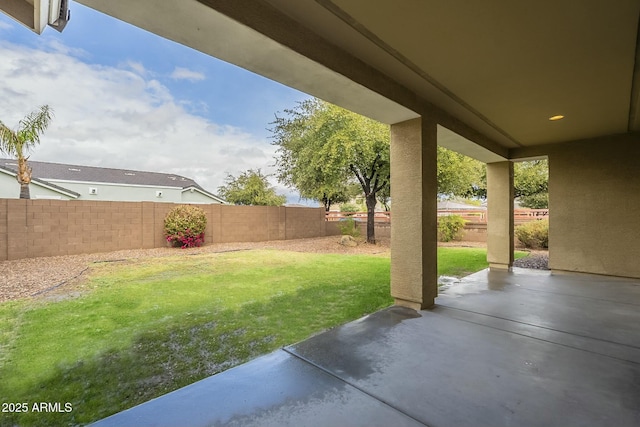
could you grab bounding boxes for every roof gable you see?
[0,165,80,198]
[181,186,226,204]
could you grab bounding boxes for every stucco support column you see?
[390,117,438,309]
[487,161,514,270]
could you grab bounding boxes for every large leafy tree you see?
[217,169,287,206]
[0,105,53,199]
[436,152,549,209]
[437,146,485,199]
[271,99,389,244]
[514,159,548,208]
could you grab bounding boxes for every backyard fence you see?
[327,209,548,225]
[1,201,550,261]
[0,199,330,261]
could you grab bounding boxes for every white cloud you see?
[0,41,278,194]
[0,20,13,31]
[170,66,205,82]
[122,60,148,77]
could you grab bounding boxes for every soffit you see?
[267,0,640,148]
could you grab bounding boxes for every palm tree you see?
[0,105,53,199]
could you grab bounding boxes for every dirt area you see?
[0,236,391,303]
[0,237,547,303]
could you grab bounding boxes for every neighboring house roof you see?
[0,158,225,203]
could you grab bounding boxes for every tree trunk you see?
[19,182,30,199]
[365,192,377,244]
[17,157,32,199]
[322,196,331,212]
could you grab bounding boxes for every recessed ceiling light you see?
[549,115,564,121]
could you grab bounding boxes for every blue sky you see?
[0,3,312,202]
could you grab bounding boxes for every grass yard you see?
[0,247,525,426]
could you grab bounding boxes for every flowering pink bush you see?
[165,230,205,248]
[164,205,207,248]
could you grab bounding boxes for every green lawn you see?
[0,247,525,426]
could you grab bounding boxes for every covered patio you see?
[91,268,640,426]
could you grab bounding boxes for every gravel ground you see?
[0,236,390,303]
[513,250,549,270]
[0,237,547,303]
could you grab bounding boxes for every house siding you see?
[45,181,182,202]
[181,189,222,204]
[0,173,74,200]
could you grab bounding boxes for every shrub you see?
[515,219,549,249]
[337,218,361,238]
[164,205,207,248]
[438,214,466,242]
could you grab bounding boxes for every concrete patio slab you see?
[91,269,640,427]
[90,346,425,427]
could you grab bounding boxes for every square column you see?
[390,117,438,309]
[487,161,514,270]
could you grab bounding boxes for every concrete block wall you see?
[0,200,328,261]
[0,199,7,261]
[284,207,325,239]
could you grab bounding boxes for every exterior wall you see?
[549,135,640,278]
[0,174,73,200]
[0,200,326,261]
[181,189,221,204]
[49,181,185,203]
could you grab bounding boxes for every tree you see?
[270,99,351,212]
[436,153,549,209]
[217,169,287,206]
[514,160,548,208]
[437,146,485,199]
[0,105,53,199]
[271,99,389,244]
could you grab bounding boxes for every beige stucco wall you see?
[549,135,640,278]
[390,118,438,309]
[486,161,514,269]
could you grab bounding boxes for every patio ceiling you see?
[264,0,640,149]
[8,1,640,160]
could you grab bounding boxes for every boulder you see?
[339,235,358,247]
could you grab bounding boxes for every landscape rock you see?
[339,235,358,247]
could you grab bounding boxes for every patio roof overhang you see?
[64,0,640,162]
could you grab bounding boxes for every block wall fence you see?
[0,199,336,261]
